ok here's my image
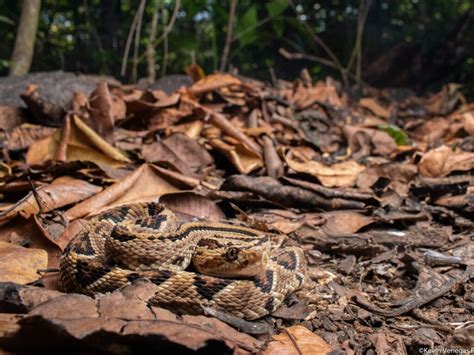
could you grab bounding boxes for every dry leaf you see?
[0,241,48,284]
[0,176,103,223]
[359,98,391,118]
[88,81,117,144]
[321,211,374,236]
[263,325,332,355]
[160,192,225,222]
[210,138,263,174]
[26,115,130,168]
[188,73,242,96]
[64,164,181,220]
[286,157,365,188]
[418,145,474,177]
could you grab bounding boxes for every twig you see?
[137,0,180,64]
[27,175,45,215]
[121,1,142,77]
[282,328,303,355]
[346,0,372,86]
[161,0,169,76]
[279,48,367,85]
[146,0,160,83]
[287,0,348,87]
[220,0,238,72]
[131,0,147,83]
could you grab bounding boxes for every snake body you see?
[59,203,306,320]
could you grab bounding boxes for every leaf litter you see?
[0,72,472,353]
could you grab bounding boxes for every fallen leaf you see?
[321,211,374,236]
[64,164,181,220]
[210,138,263,174]
[263,325,332,355]
[188,73,242,96]
[359,97,391,118]
[343,125,398,157]
[88,81,120,144]
[286,157,365,188]
[26,115,130,168]
[0,241,48,284]
[160,192,225,222]
[418,145,474,177]
[0,176,103,223]
[5,282,261,353]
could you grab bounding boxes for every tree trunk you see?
[9,0,41,76]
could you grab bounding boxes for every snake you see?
[59,202,306,320]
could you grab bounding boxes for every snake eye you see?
[226,247,240,261]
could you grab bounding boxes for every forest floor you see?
[0,71,472,354]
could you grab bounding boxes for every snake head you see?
[193,242,269,278]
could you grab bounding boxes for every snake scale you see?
[59,202,306,320]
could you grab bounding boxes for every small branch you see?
[121,2,142,77]
[131,0,147,83]
[346,0,372,86]
[137,0,180,64]
[287,0,348,87]
[279,48,367,85]
[146,0,160,83]
[161,0,169,76]
[220,0,238,72]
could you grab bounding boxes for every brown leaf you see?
[160,192,225,222]
[321,211,374,236]
[3,124,55,151]
[286,156,365,188]
[263,325,332,355]
[210,138,263,174]
[64,164,181,220]
[142,132,213,176]
[0,176,102,223]
[359,98,391,118]
[343,125,398,157]
[0,241,48,284]
[7,283,260,353]
[418,145,474,177]
[188,73,242,96]
[88,81,116,144]
[26,115,130,167]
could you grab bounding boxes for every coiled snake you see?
[59,203,306,320]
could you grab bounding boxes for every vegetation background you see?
[0,0,473,95]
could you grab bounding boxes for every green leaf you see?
[378,124,410,146]
[236,4,258,47]
[266,0,288,17]
[0,15,14,26]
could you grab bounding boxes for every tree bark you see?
[9,0,41,76]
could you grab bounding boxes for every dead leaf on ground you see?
[210,138,263,174]
[26,115,130,168]
[160,192,225,222]
[418,145,474,177]
[3,124,56,151]
[188,73,242,96]
[88,81,125,144]
[141,132,213,176]
[0,241,48,284]
[359,97,391,119]
[321,211,374,236]
[343,125,398,157]
[263,325,332,355]
[64,164,181,220]
[3,282,261,353]
[0,176,102,223]
[286,156,365,188]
